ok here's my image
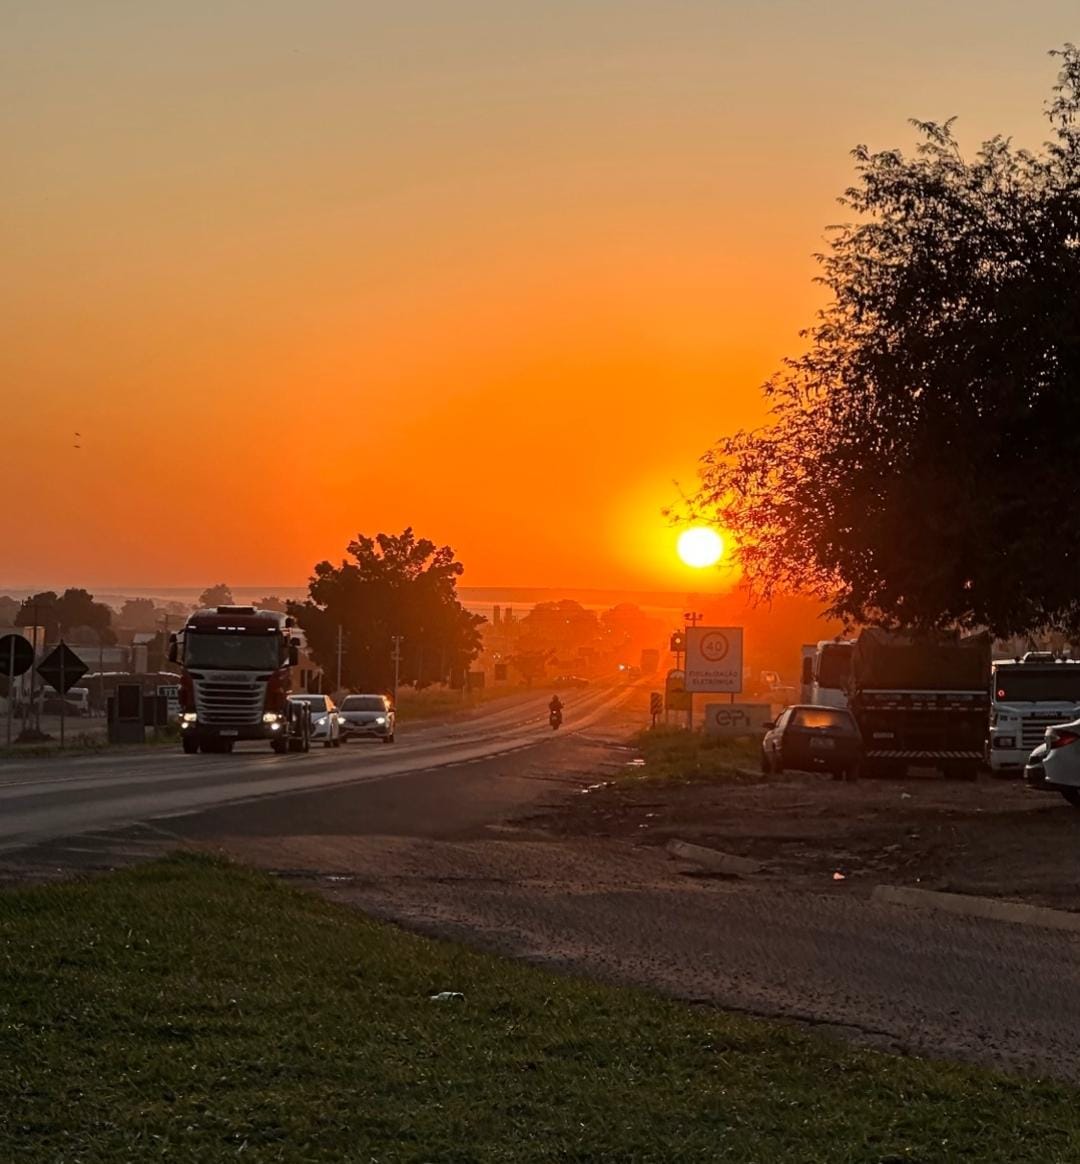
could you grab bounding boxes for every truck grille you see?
[195,679,264,726]
[1021,714,1077,749]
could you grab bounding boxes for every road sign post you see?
[36,642,89,750]
[0,633,35,747]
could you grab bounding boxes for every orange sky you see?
[2,2,1074,591]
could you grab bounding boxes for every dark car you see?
[552,675,589,689]
[761,704,862,780]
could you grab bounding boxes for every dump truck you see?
[849,628,991,778]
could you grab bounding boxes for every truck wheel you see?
[1060,788,1080,808]
[760,748,770,775]
[272,739,287,754]
[182,735,199,755]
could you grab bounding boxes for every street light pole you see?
[684,611,703,730]
[336,625,343,693]
[391,636,403,708]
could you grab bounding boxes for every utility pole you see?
[336,625,344,693]
[684,611,703,730]
[391,636,403,708]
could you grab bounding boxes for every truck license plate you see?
[809,738,835,751]
[220,730,239,737]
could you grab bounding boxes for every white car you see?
[288,694,342,748]
[1034,718,1080,806]
[338,693,395,743]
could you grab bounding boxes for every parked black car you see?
[761,704,863,780]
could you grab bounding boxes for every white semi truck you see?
[988,653,1080,774]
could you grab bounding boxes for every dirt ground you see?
[523,761,1080,912]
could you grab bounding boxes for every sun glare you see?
[677,526,724,569]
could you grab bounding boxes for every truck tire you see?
[271,739,287,754]
[182,735,199,755]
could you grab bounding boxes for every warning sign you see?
[685,627,743,693]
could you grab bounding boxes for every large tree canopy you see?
[694,47,1080,637]
[292,528,484,693]
[15,589,115,644]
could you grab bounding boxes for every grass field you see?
[631,725,762,782]
[1,856,1078,1162]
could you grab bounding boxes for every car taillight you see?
[1050,730,1080,750]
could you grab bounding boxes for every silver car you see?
[339,693,396,743]
[288,694,342,748]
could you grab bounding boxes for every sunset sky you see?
[3,1,1074,591]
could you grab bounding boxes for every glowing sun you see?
[677,526,724,569]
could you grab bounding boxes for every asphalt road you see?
[0,685,628,855]
[3,685,1080,1082]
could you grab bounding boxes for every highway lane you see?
[0,685,632,853]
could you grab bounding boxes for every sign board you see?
[685,627,743,693]
[158,684,181,719]
[665,668,691,711]
[36,643,88,694]
[703,702,772,737]
[0,634,34,678]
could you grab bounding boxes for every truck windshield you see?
[817,644,853,690]
[184,632,281,671]
[994,668,1080,702]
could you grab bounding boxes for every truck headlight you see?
[993,735,1016,749]
[262,712,281,723]
[182,712,198,723]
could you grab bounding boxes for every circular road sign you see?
[698,630,731,664]
[0,634,34,678]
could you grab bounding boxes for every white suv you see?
[338,694,395,743]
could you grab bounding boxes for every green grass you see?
[2,857,1079,1162]
[0,724,180,760]
[631,725,762,782]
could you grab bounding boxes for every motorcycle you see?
[549,706,563,730]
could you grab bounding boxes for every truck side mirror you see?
[167,633,178,664]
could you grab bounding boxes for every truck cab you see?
[807,640,854,708]
[169,606,302,754]
[989,655,1080,774]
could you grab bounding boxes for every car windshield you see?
[342,696,387,711]
[184,632,281,671]
[995,668,1080,702]
[816,644,853,690]
[791,707,856,732]
[292,696,328,710]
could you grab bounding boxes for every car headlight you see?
[182,712,198,723]
[263,712,281,723]
[315,715,327,726]
[375,716,386,725]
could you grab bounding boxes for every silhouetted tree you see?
[291,528,484,692]
[117,598,158,631]
[16,589,115,644]
[198,584,234,609]
[693,46,1080,637]
[257,596,288,612]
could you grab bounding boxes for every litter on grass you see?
[429,991,465,1002]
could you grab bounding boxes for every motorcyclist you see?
[549,694,564,716]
